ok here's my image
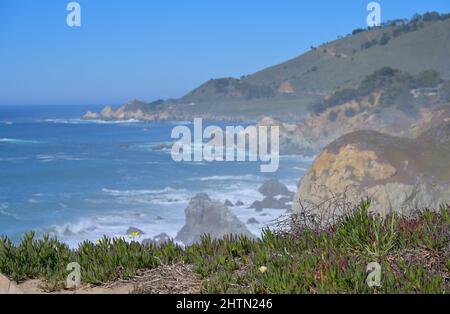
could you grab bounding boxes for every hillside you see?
[83,12,450,121]
[257,68,450,156]
[182,12,450,108]
[244,13,450,95]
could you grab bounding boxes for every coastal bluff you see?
[293,120,450,221]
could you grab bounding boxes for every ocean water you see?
[0,105,312,247]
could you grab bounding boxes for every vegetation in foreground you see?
[0,201,449,293]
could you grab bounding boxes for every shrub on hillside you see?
[314,67,443,116]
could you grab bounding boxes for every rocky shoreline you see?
[82,104,261,124]
[83,93,450,157]
[132,179,296,247]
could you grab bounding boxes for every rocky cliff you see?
[293,119,450,221]
[258,100,436,156]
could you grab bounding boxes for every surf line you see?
[170,118,279,173]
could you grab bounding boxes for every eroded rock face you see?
[82,111,99,120]
[257,117,317,155]
[176,194,253,246]
[100,105,116,120]
[298,144,397,199]
[293,123,450,220]
[257,99,450,156]
[83,102,251,124]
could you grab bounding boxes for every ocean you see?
[0,105,313,247]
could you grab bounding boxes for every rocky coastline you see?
[293,117,450,223]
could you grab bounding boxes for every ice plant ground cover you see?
[0,201,449,294]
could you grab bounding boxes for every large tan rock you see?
[293,121,450,222]
[0,274,23,294]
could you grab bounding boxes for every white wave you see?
[87,119,141,124]
[47,208,186,249]
[133,196,190,206]
[133,142,173,152]
[40,118,82,124]
[170,121,192,125]
[293,166,309,171]
[42,118,141,125]
[49,218,99,237]
[2,121,13,125]
[198,180,264,208]
[0,138,44,145]
[40,177,286,247]
[0,203,19,219]
[36,153,86,162]
[193,174,262,182]
[280,154,316,162]
[102,187,191,206]
[185,162,208,166]
[0,157,28,162]
[102,187,182,196]
[45,199,277,248]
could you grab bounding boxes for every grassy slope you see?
[113,16,450,118]
[173,18,450,117]
[174,97,315,118]
[1,202,449,293]
[244,19,450,93]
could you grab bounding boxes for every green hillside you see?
[243,13,450,93]
[92,12,450,120]
[175,12,450,117]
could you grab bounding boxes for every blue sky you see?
[0,0,449,106]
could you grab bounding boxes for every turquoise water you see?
[0,105,312,247]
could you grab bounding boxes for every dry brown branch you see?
[271,185,361,236]
[130,263,203,294]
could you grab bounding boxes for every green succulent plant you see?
[0,201,448,293]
